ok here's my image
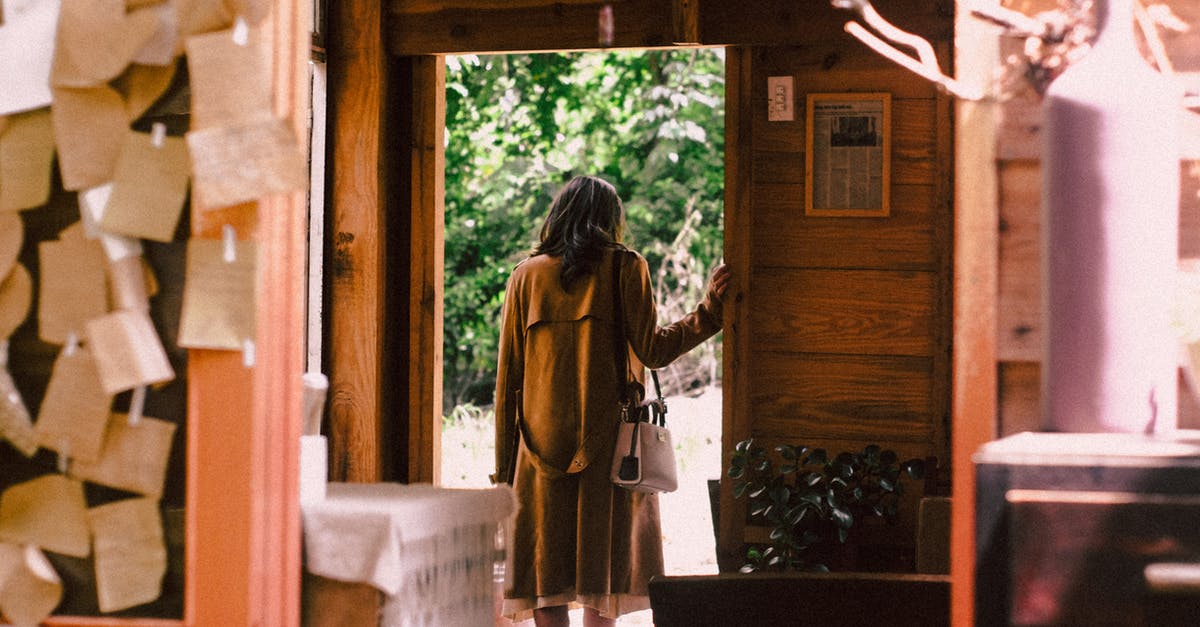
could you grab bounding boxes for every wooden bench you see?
[648,571,951,626]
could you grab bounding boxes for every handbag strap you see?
[611,250,665,423]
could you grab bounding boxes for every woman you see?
[495,175,729,626]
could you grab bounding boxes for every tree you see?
[444,49,725,408]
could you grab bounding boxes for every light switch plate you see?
[768,76,794,122]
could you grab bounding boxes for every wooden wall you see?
[719,29,955,568]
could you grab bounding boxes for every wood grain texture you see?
[750,268,937,357]
[752,183,939,271]
[750,353,935,441]
[718,45,755,573]
[699,0,951,47]
[327,0,387,483]
[388,0,676,54]
[996,161,1041,362]
[406,57,445,484]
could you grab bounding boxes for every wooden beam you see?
[718,45,754,573]
[387,0,951,54]
[406,57,445,484]
[327,0,389,483]
[187,0,309,624]
[951,2,1001,625]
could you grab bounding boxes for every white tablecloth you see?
[302,482,516,626]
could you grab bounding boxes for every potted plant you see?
[726,438,925,573]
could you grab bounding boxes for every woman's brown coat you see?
[495,248,722,618]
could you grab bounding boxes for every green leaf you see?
[879,477,895,492]
[806,449,828,465]
[770,485,791,505]
[804,472,823,487]
[779,463,797,474]
[735,439,753,454]
[733,481,748,499]
[776,445,798,460]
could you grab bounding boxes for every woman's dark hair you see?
[533,175,627,289]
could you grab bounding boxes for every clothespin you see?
[128,385,146,426]
[151,122,167,149]
[232,16,249,46]
[243,338,256,368]
[57,438,70,473]
[832,0,983,100]
[598,5,614,47]
[64,331,79,357]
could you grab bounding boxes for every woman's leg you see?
[582,607,616,627]
[533,605,570,627]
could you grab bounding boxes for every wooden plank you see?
[951,3,1002,624]
[718,45,755,573]
[1182,161,1200,257]
[407,56,445,484]
[388,0,676,55]
[752,183,939,271]
[996,160,1041,362]
[750,353,935,440]
[749,268,937,357]
[931,77,954,464]
[998,360,1041,436]
[327,0,388,483]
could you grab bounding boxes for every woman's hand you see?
[708,264,731,302]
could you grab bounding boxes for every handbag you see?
[608,250,678,493]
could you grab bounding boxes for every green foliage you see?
[444,49,726,407]
[727,439,926,573]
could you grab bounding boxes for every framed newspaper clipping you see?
[804,92,891,217]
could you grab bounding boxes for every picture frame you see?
[804,92,891,217]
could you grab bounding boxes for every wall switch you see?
[768,76,794,122]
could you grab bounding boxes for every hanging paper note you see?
[0,0,59,114]
[98,129,189,242]
[51,85,128,191]
[0,264,32,339]
[34,342,113,463]
[49,0,160,88]
[178,237,256,350]
[71,413,176,498]
[115,61,179,122]
[85,309,175,395]
[132,2,179,66]
[88,497,167,612]
[0,544,62,627]
[187,116,308,210]
[0,212,21,279]
[37,224,108,345]
[0,107,54,211]
[183,25,271,128]
[0,341,36,457]
[79,184,146,262]
[0,474,91,557]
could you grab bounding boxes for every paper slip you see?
[175,0,235,44]
[50,0,159,88]
[183,24,271,128]
[79,184,146,262]
[0,544,62,627]
[0,362,37,457]
[132,2,178,66]
[37,225,108,345]
[72,413,175,498]
[0,474,91,557]
[0,263,31,339]
[179,237,256,350]
[115,62,177,123]
[0,0,59,115]
[89,497,166,612]
[85,309,175,395]
[99,130,189,242]
[187,115,308,210]
[51,85,128,191]
[0,107,54,212]
[35,343,113,463]
[0,211,21,279]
